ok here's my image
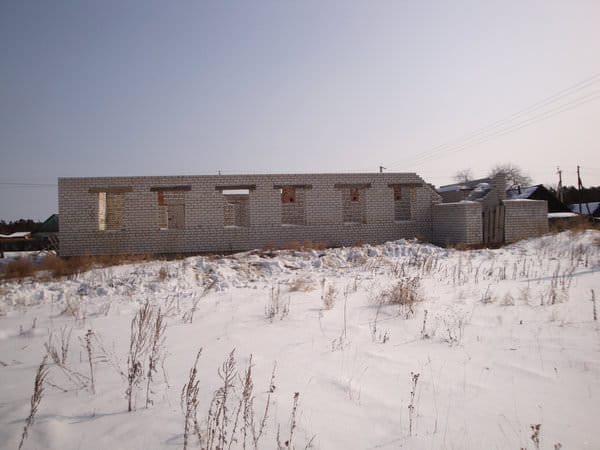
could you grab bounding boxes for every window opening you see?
[222,190,250,227]
[393,186,412,221]
[157,190,186,229]
[280,186,305,225]
[98,192,125,231]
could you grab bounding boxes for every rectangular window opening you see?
[341,187,367,224]
[222,191,250,227]
[98,191,125,231]
[393,186,413,221]
[156,190,186,229]
[280,186,305,225]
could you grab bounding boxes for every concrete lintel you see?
[273,184,313,190]
[215,185,257,192]
[150,185,192,192]
[88,187,133,194]
[334,183,371,189]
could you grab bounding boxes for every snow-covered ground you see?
[1,230,599,450]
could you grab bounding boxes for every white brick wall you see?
[503,199,548,243]
[432,202,482,245]
[59,173,439,256]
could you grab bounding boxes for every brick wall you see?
[59,173,439,256]
[503,199,548,243]
[432,202,482,245]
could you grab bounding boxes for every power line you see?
[0,182,57,187]
[400,89,600,170]
[386,71,600,170]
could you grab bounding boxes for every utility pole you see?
[556,166,563,202]
[577,165,592,216]
[379,165,386,173]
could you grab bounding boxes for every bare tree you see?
[489,163,531,188]
[453,169,473,183]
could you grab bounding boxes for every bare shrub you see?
[374,277,421,318]
[183,280,216,324]
[84,329,95,394]
[182,348,203,450]
[265,284,289,322]
[530,423,541,449]
[276,392,300,449]
[182,350,297,450]
[288,277,316,292]
[407,372,420,436]
[146,308,166,408]
[18,355,49,450]
[45,325,72,366]
[63,256,94,276]
[420,309,430,339]
[42,255,67,277]
[44,329,90,391]
[501,292,515,306]
[4,258,35,279]
[158,266,169,282]
[61,296,85,321]
[440,311,465,346]
[480,285,495,304]
[321,283,337,310]
[126,301,154,412]
[205,350,237,449]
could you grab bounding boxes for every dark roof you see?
[37,214,59,233]
[506,185,570,213]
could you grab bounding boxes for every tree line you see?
[548,186,600,205]
[0,219,45,235]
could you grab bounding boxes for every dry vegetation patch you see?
[373,277,422,318]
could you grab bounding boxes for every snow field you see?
[0,230,599,449]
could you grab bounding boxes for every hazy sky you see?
[1,1,600,221]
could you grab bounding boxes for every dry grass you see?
[373,277,422,318]
[158,266,169,282]
[4,258,36,279]
[2,253,164,280]
[18,355,49,450]
[288,277,316,292]
[549,215,598,234]
[286,240,328,251]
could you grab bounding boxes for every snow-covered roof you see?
[0,231,31,239]
[437,177,493,193]
[548,212,578,219]
[506,185,538,200]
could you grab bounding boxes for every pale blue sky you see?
[1,1,600,220]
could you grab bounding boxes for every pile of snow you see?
[1,231,599,449]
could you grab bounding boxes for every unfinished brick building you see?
[58,173,440,256]
[58,171,550,256]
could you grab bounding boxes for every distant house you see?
[435,173,549,245]
[34,214,59,251]
[0,231,32,257]
[437,177,501,205]
[506,185,570,213]
[569,202,600,219]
